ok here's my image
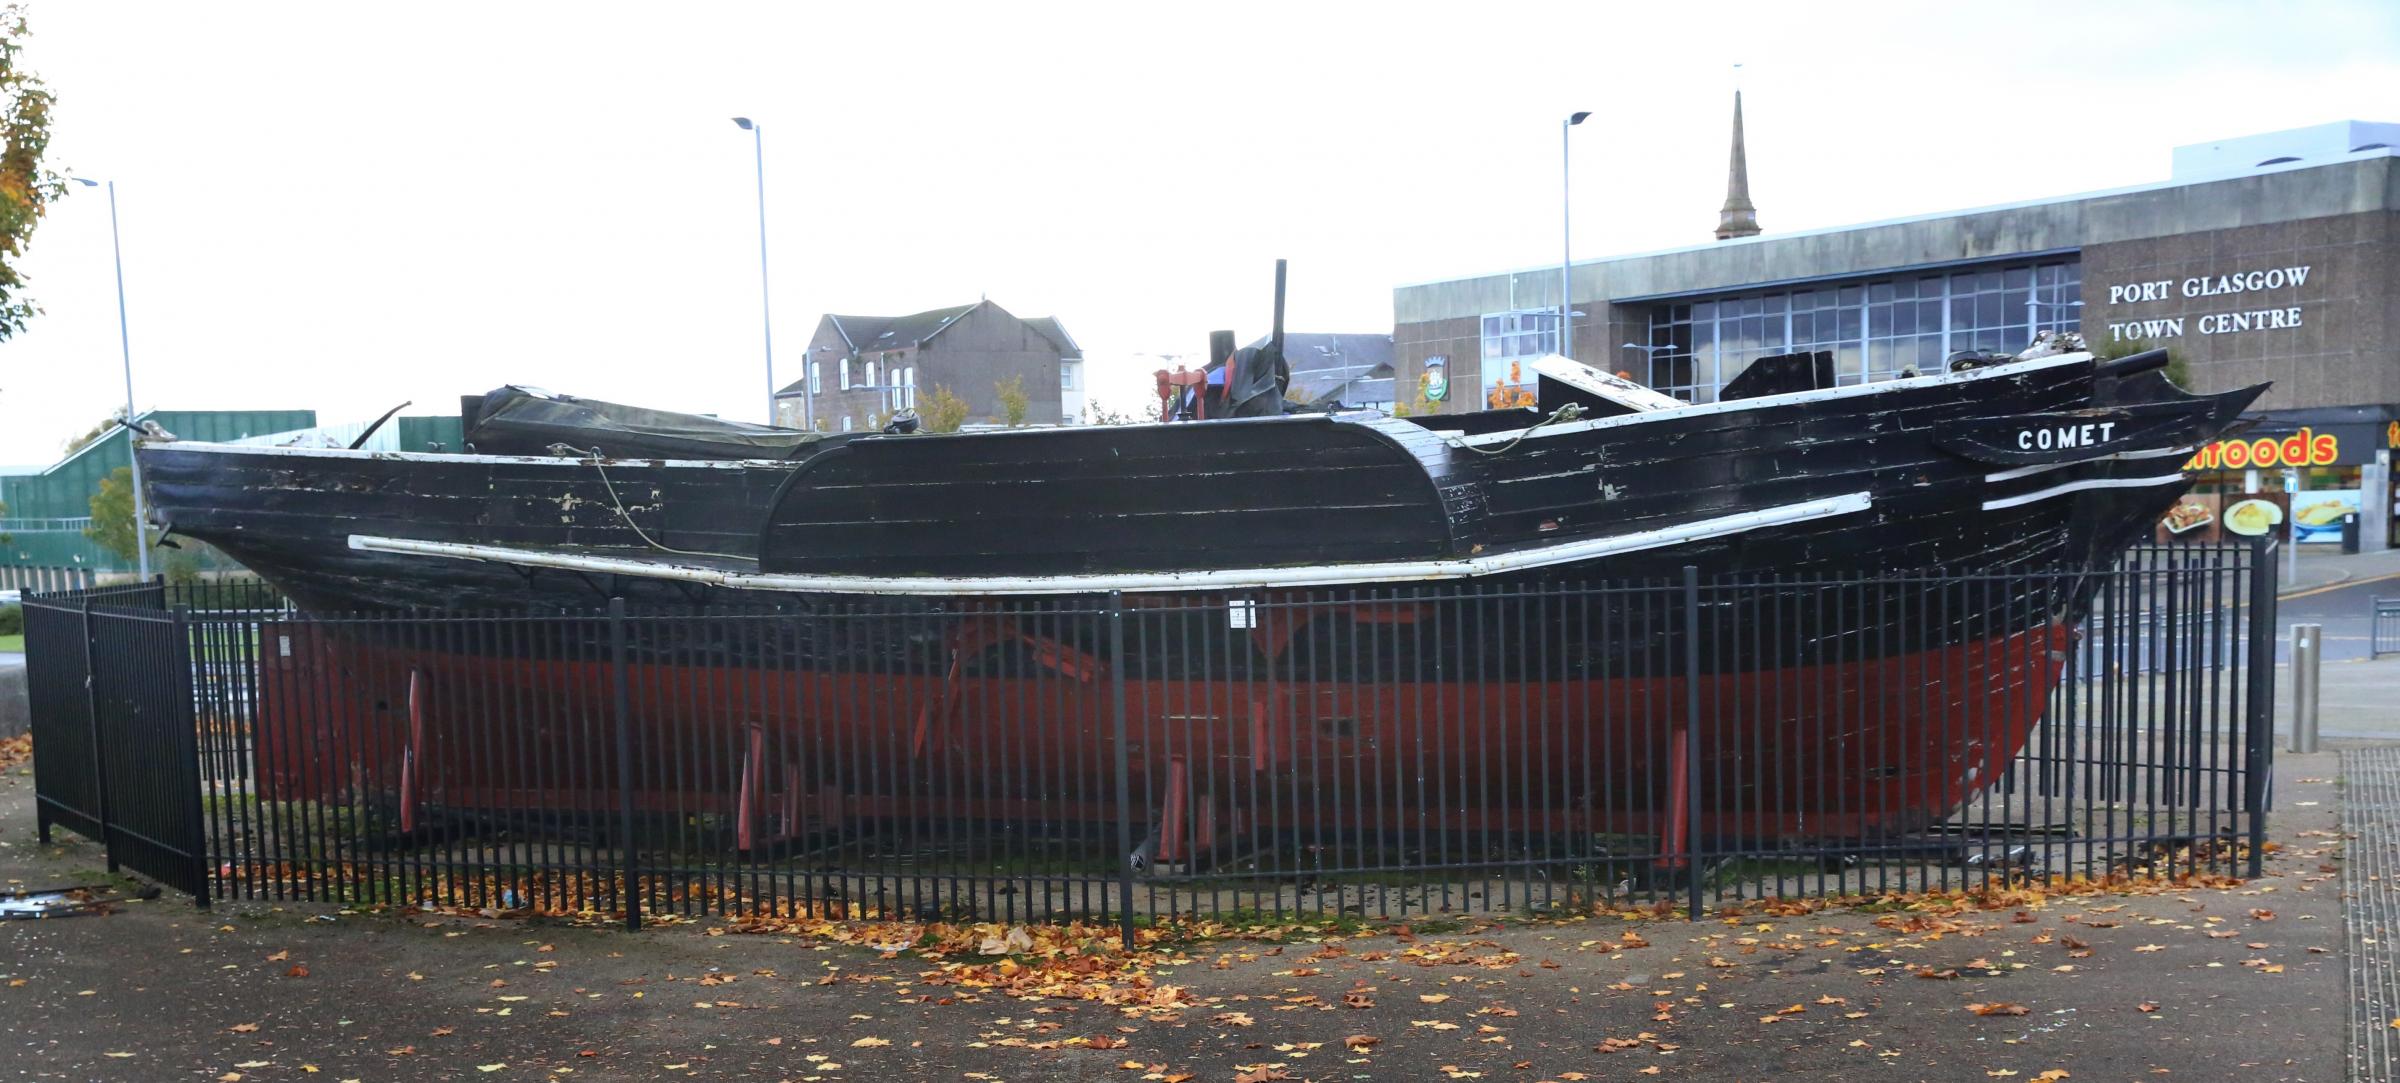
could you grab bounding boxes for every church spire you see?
[1715,90,1761,241]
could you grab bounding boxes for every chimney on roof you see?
[1715,90,1761,241]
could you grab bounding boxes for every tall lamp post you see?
[732,117,786,428]
[1560,110,1591,362]
[2028,297,2084,334]
[1621,342,1679,393]
[72,176,149,581]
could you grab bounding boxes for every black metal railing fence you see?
[24,544,2275,941]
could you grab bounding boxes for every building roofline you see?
[1393,144,2399,292]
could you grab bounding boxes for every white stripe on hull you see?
[347,491,1874,597]
[1979,473,2189,512]
[1981,445,2194,483]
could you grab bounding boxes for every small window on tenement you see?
[840,360,852,390]
[841,416,853,433]
[1060,360,1080,391]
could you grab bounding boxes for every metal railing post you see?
[173,604,210,909]
[609,598,642,932]
[1681,565,1703,921]
[2289,623,2321,754]
[80,592,117,872]
[1107,591,1136,951]
[2242,539,2276,878]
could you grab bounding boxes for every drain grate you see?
[2345,747,2400,1082]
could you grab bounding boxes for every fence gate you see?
[26,590,209,902]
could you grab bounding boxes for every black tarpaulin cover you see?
[463,387,828,461]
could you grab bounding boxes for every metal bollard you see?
[2290,623,2321,753]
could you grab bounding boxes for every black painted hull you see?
[139,355,2259,676]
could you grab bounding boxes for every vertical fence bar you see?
[1681,565,1702,920]
[1107,591,1135,950]
[174,604,211,909]
[2242,539,2275,879]
[609,598,642,931]
[79,593,117,873]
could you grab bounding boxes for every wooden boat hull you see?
[248,617,2068,855]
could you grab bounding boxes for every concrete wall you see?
[2082,210,2397,409]
[914,302,1067,425]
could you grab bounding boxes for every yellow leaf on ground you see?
[851,1037,891,1048]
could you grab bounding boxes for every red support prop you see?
[1156,756,1189,865]
[736,724,765,852]
[399,668,424,835]
[1660,721,1691,870]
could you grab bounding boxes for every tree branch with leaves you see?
[921,385,971,433]
[995,374,1029,427]
[0,4,63,343]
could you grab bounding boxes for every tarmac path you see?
[0,749,2350,1082]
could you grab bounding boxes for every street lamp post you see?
[732,117,787,428]
[2028,297,2085,333]
[1620,342,1678,391]
[1560,111,1591,362]
[72,177,149,581]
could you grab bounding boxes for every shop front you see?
[2163,405,2400,549]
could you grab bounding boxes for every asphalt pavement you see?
[0,743,2356,1082]
[2276,559,2400,664]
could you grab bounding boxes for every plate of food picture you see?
[2222,498,2285,538]
[2162,498,2216,535]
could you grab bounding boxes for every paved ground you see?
[2276,559,2400,665]
[2282,543,2400,596]
[0,746,2351,1083]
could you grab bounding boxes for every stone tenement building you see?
[777,301,1083,431]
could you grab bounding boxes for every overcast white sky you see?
[0,0,2394,464]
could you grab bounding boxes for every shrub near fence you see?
[24,545,2275,944]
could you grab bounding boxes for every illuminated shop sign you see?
[2184,427,2339,470]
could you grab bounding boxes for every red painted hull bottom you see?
[250,623,2070,862]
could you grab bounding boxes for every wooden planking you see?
[760,416,1453,576]
[143,448,796,558]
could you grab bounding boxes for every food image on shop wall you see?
[2223,498,2284,537]
[2162,499,2215,534]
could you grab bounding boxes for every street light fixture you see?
[1560,111,1591,362]
[732,117,786,428]
[71,175,150,581]
[2028,297,2085,333]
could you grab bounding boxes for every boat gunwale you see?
[134,350,2097,468]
